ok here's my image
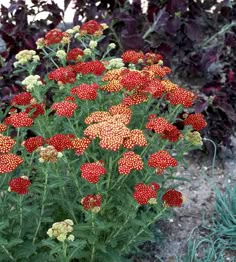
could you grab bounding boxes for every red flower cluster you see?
[148,150,177,174]
[184,113,207,131]
[24,103,45,119]
[120,71,146,91]
[162,189,183,207]
[48,67,76,84]
[67,48,84,61]
[80,20,103,36]
[0,134,16,153]
[43,28,69,46]
[70,83,98,100]
[73,60,106,76]
[0,154,23,174]
[8,177,31,195]
[143,79,165,98]
[51,101,78,118]
[81,194,102,211]
[4,112,33,128]
[118,151,143,175]
[121,50,144,64]
[22,136,45,153]
[80,162,106,183]
[133,183,160,205]
[146,116,181,142]
[166,87,196,108]
[143,64,170,78]
[71,137,91,155]
[11,92,33,106]
[46,134,75,152]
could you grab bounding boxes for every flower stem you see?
[1,246,16,261]
[121,207,167,253]
[18,195,23,238]
[90,214,96,262]
[32,172,48,244]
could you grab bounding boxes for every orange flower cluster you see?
[118,151,143,175]
[0,154,23,174]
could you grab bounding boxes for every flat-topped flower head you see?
[148,150,177,174]
[121,50,144,64]
[38,145,63,163]
[8,176,31,195]
[123,129,147,149]
[0,154,23,174]
[47,219,74,242]
[108,104,132,125]
[133,183,159,205]
[48,67,76,84]
[101,79,123,92]
[24,103,45,119]
[118,151,143,175]
[51,101,78,118]
[71,137,91,155]
[73,60,106,76]
[70,83,98,100]
[10,92,33,106]
[122,91,148,106]
[80,162,106,183]
[166,87,197,108]
[4,112,33,128]
[46,134,74,152]
[162,189,183,207]
[80,20,104,36]
[184,113,207,131]
[43,28,70,46]
[144,52,163,65]
[81,194,102,212]
[66,48,84,61]
[120,70,147,91]
[0,134,16,153]
[22,136,44,153]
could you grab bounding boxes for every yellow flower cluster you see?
[106,58,125,70]
[22,75,42,92]
[47,219,74,242]
[14,50,40,66]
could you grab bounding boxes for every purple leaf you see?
[166,0,187,13]
[195,100,208,113]
[165,17,181,35]
[184,21,203,42]
[216,103,236,121]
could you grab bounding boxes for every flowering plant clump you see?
[0,20,207,261]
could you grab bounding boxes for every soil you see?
[131,137,236,262]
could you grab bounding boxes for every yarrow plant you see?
[0,20,207,261]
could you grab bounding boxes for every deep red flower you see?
[44,28,64,46]
[148,150,177,174]
[80,20,103,35]
[81,194,102,211]
[10,92,33,106]
[166,87,197,108]
[0,134,16,153]
[80,162,106,183]
[24,103,45,119]
[133,183,159,205]
[4,112,33,128]
[48,67,76,84]
[144,52,163,65]
[22,136,44,153]
[46,134,74,152]
[120,71,147,91]
[73,60,106,76]
[70,84,98,100]
[8,177,31,195]
[51,101,78,118]
[184,113,207,131]
[121,50,144,64]
[0,154,23,174]
[162,189,183,207]
[66,48,84,61]
[118,151,143,175]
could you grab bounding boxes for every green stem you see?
[42,48,59,68]
[32,172,48,244]
[90,214,96,262]
[1,246,16,261]
[18,195,23,238]
[121,207,167,253]
[62,242,68,261]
